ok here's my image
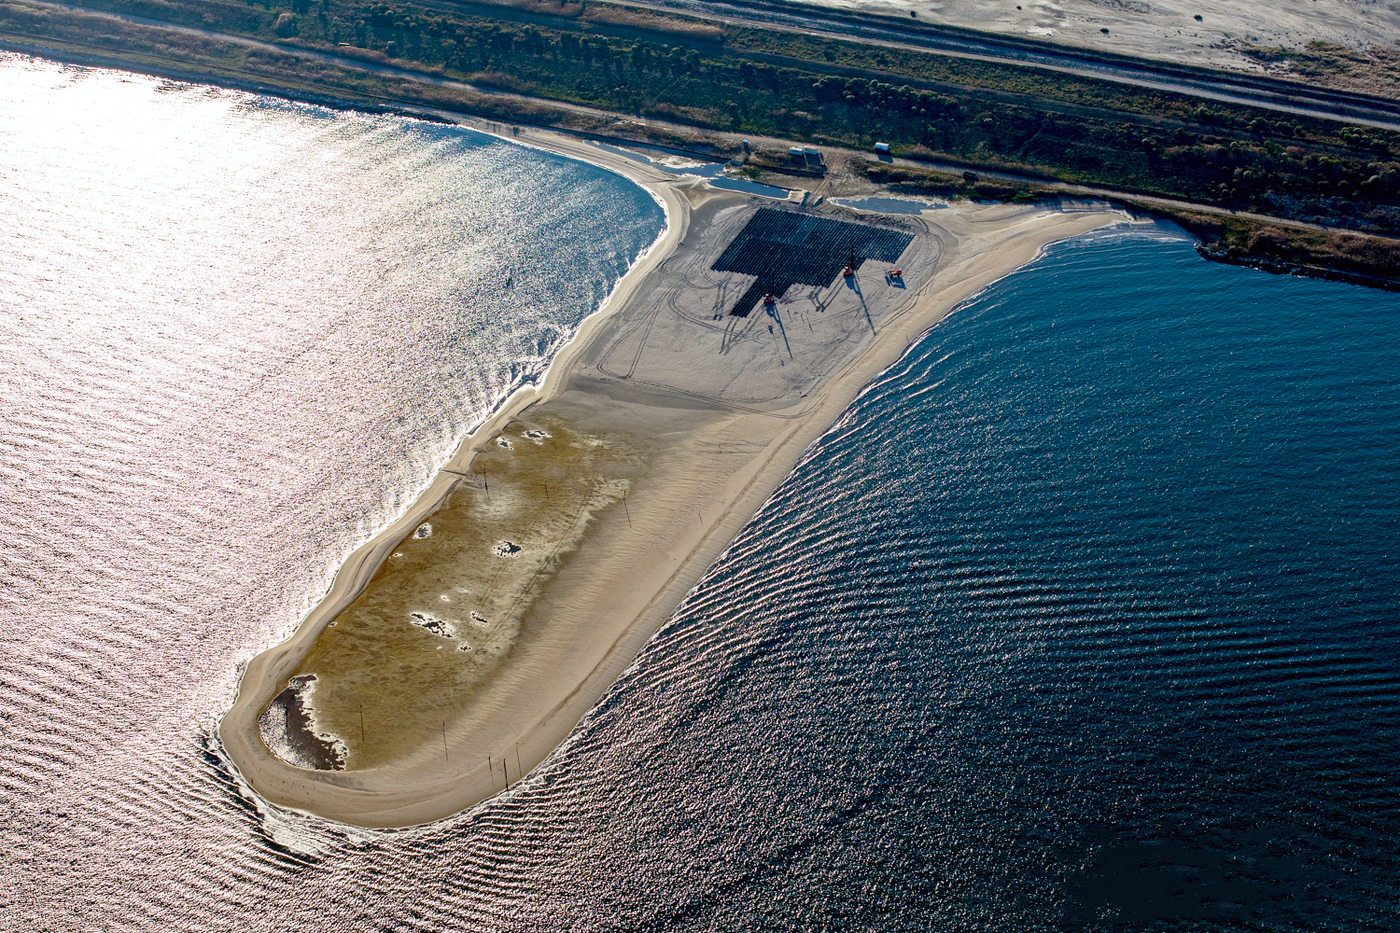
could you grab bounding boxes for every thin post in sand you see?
[442,721,449,764]
[623,493,632,528]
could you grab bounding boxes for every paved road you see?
[24,0,1400,134]
[616,0,1400,132]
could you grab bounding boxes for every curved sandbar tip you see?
[220,128,1135,828]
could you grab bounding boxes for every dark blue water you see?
[489,230,1400,931]
[9,183,1400,927]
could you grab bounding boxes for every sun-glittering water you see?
[3,54,1399,932]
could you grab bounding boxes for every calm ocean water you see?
[3,55,1399,932]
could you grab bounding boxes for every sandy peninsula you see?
[219,127,1131,828]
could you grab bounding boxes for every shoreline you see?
[8,44,1399,294]
[218,124,695,815]
[219,117,1134,828]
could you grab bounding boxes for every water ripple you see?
[4,54,1400,932]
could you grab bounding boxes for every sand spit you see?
[219,131,1131,828]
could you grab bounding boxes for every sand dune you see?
[812,0,1400,74]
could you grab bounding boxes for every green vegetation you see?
[860,160,1400,290]
[860,160,1054,203]
[3,0,1399,282]
[1159,211,1400,290]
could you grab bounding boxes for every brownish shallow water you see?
[274,413,641,770]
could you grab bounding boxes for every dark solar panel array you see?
[712,208,914,316]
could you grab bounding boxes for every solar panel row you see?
[712,209,914,317]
